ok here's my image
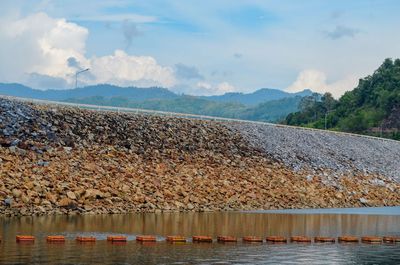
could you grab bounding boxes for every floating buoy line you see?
[5,235,399,244]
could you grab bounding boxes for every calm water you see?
[1,207,400,264]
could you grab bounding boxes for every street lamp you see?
[324,109,335,130]
[75,68,90,89]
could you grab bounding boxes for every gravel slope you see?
[230,122,400,181]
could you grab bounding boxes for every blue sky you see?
[1,0,400,96]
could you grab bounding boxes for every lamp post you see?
[75,68,90,89]
[324,109,335,130]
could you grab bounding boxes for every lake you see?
[1,207,400,264]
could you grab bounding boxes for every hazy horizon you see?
[0,81,314,96]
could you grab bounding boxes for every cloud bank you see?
[196,81,236,95]
[286,69,359,98]
[324,25,360,40]
[90,50,176,87]
[0,12,176,90]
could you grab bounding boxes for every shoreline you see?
[2,206,400,218]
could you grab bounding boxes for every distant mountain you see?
[0,83,178,101]
[67,95,247,118]
[204,88,312,105]
[66,95,305,123]
[0,82,314,123]
[0,83,44,98]
[238,96,304,122]
[0,83,311,106]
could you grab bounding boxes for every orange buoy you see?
[291,236,311,243]
[192,236,213,243]
[361,236,382,243]
[338,236,359,243]
[314,236,335,243]
[136,235,156,242]
[107,236,127,242]
[46,236,65,242]
[166,236,186,243]
[217,236,237,242]
[76,236,96,242]
[266,236,287,243]
[383,236,400,243]
[243,236,263,243]
[16,235,35,242]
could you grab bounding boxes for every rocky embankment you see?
[231,123,400,180]
[0,98,399,216]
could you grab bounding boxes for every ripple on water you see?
[0,210,400,264]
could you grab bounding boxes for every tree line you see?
[284,58,400,140]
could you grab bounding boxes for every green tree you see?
[283,58,400,139]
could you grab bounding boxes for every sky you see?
[0,0,400,97]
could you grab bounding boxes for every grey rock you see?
[37,161,50,166]
[4,198,12,207]
[10,139,21,146]
[359,197,369,204]
[230,122,400,182]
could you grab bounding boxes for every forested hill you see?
[66,95,305,123]
[0,83,311,106]
[202,88,312,105]
[285,58,400,140]
[0,83,313,123]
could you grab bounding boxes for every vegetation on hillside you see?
[285,58,400,140]
[0,83,311,106]
[66,95,305,122]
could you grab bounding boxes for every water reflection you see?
[2,211,399,237]
[0,210,399,264]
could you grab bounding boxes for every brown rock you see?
[83,204,92,210]
[21,195,30,204]
[121,184,130,192]
[42,200,52,207]
[335,193,343,199]
[12,189,22,198]
[84,189,104,199]
[58,198,72,207]
[46,193,57,203]
[66,191,77,200]
[20,207,29,215]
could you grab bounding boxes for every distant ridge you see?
[0,83,315,122]
[203,88,313,105]
[0,83,178,101]
[0,83,312,105]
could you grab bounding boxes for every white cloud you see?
[89,50,176,87]
[0,11,245,95]
[0,12,176,89]
[0,12,88,85]
[216,82,236,94]
[195,81,236,95]
[285,69,358,97]
[196,81,212,90]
